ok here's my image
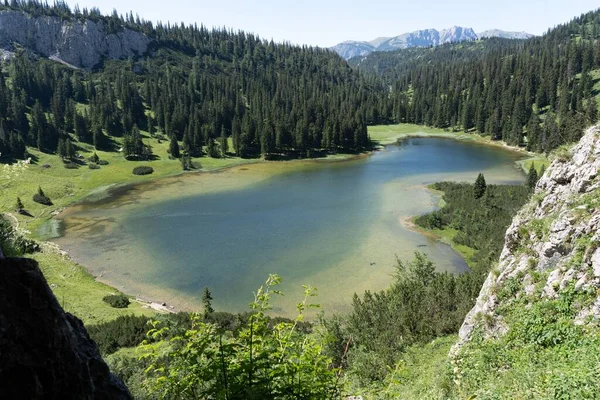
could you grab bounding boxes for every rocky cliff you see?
[453,125,600,352]
[0,256,131,399]
[0,10,149,68]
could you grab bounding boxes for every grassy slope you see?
[33,252,156,325]
[351,335,456,399]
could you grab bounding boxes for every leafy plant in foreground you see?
[141,275,342,399]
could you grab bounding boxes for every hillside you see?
[449,124,600,397]
[0,0,388,170]
[350,9,600,153]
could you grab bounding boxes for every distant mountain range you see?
[331,27,534,60]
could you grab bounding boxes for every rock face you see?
[0,256,132,399]
[330,40,377,61]
[452,125,600,353]
[332,26,534,60]
[0,10,149,68]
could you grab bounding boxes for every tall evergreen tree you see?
[527,163,539,191]
[474,173,487,199]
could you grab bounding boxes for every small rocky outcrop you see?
[0,10,149,68]
[452,125,600,353]
[0,256,131,399]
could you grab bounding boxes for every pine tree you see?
[202,287,214,317]
[527,163,539,191]
[207,138,219,158]
[169,135,180,159]
[15,197,24,213]
[65,139,75,160]
[57,138,66,159]
[220,126,228,158]
[474,173,487,199]
[92,125,105,150]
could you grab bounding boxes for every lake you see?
[53,138,526,315]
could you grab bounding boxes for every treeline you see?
[352,9,600,153]
[0,1,391,162]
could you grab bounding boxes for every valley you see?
[1,2,600,398]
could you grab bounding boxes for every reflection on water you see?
[53,138,526,315]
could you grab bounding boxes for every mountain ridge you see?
[331,26,534,59]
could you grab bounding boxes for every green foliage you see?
[88,152,100,164]
[202,287,214,317]
[168,136,180,159]
[415,182,530,276]
[180,154,193,170]
[15,197,24,212]
[32,186,52,205]
[141,275,341,399]
[132,166,154,175]
[456,288,600,399]
[527,162,539,190]
[345,253,480,383]
[0,214,37,256]
[88,315,152,355]
[473,173,487,199]
[351,336,457,399]
[102,293,131,309]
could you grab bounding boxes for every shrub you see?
[102,294,131,309]
[88,163,100,170]
[97,159,109,165]
[63,162,78,169]
[88,152,100,163]
[132,166,153,175]
[88,315,151,355]
[15,197,24,213]
[32,187,52,206]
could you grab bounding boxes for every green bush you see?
[88,163,100,170]
[97,159,109,165]
[63,162,79,169]
[88,315,151,355]
[102,294,131,309]
[132,166,153,175]
[32,187,52,206]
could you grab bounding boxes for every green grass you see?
[368,123,450,144]
[33,252,156,325]
[519,156,551,174]
[431,227,477,267]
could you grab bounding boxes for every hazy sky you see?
[62,0,599,47]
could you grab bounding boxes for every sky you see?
[62,0,600,47]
